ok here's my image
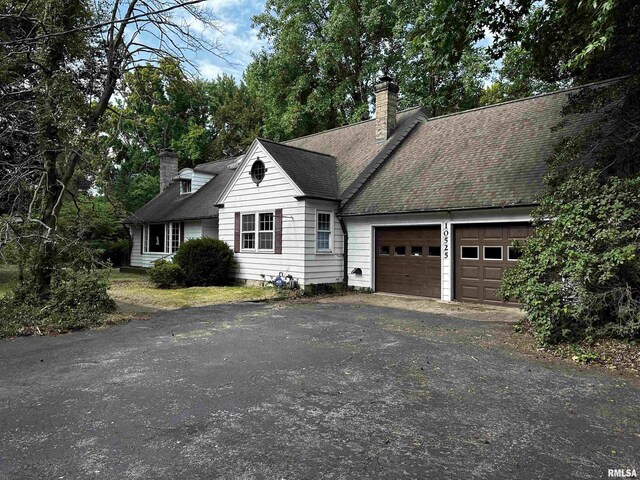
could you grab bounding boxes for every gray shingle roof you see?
[126,83,604,224]
[124,158,237,224]
[284,107,426,195]
[258,139,339,200]
[341,88,595,216]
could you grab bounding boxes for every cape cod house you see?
[124,77,596,305]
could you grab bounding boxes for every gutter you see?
[338,215,349,290]
[339,203,539,217]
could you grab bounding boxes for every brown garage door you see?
[375,227,441,298]
[455,223,532,305]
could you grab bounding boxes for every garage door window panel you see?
[483,246,503,261]
[379,245,390,255]
[411,246,423,256]
[395,246,406,256]
[508,246,522,261]
[428,246,441,257]
[461,246,479,260]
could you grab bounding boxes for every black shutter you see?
[140,226,144,255]
[180,222,184,246]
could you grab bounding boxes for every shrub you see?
[499,171,640,345]
[173,238,234,286]
[149,260,184,288]
[0,269,116,338]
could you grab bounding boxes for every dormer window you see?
[180,179,192,194]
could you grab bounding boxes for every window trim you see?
[315,210,334,254]
[241,213,256,251]
[460,245,479,260]
[483,245,503,261]
[180,179,192,195]
[240,211,275,252]
[258,212,275,252]
[143,222,182,254]
[250,159,267,185]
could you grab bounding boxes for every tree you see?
[246,0,497,140]
[247,0,396,140]
[103,66,263,212]
[498,0,640,344]
[0,0,225,296]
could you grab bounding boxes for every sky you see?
[187,0,268,81]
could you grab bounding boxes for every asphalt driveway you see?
[0,302,638,479]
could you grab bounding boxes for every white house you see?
[125,77,599,304]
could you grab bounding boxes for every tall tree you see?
[498,0,640,344]
[0,0,225,295]
[103,67,263,212]
[247,0,396,140]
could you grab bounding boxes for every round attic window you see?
[250,159,266,185]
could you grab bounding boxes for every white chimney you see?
[375,75,399,142]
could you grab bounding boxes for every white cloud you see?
[198,61,227,79]
[205,0,245,14]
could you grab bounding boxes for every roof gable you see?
[258,139,339,200]
[215,139,306,206]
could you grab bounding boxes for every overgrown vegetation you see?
[0,269,115,338]
[499,0,640,345]
[501,171,640,344]
[148,260,185,289]
[172,238,234,287]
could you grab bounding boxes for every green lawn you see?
[108,269,283,310]
[0,266,283,310]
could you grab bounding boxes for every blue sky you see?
[186,0,268,80]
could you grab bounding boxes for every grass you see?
[108,269,284,310]
[0,264,284,320]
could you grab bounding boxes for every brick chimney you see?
[159,149,179,192]
[374,75,399,142]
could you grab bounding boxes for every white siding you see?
[219,143,307,285]
[183,220,203,241]
[129,219,217,268]
[344,207,534,300]
[303,199,343,285]
[202,218,218,238]
[129,224,167,268]
[192,171,214,191]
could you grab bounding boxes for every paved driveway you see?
[0,302,638,479]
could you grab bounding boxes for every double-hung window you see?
[316,211,332,252]
[241,212,275,251]
[241,214,256,250]
[258,213,274,250]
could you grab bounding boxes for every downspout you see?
[338,215,348,290]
